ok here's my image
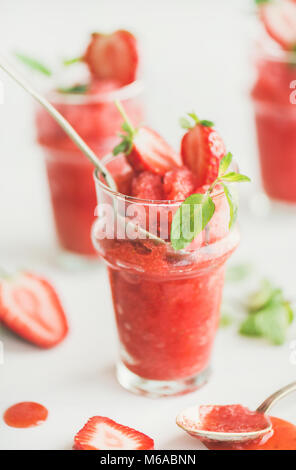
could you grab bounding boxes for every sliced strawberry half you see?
[259,0,296,50]
[180,114,226,187]
[113,102,181,175]
[0,272,68,348]
[74,416,154,450]
[84,30,139,85]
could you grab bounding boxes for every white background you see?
[0,0,296,450]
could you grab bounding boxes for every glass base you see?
[57,249,99,271]
[116,361,211,398]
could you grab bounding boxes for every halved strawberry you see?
[113,102,181,175]
[74,416,154,450]
[0,272,68,348]
[259,0,296,50]
[180,113,226,187]
[84,30,139,85]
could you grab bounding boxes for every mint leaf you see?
[284,301,294,324]
[254,305,291,345]
[15,52,52,76]
[222,183,238,229]
[171,193,215,250]
[240,314,262,337]
[219,152,233,177]
[57,84,89,94]
[179,117,192,130]
[221,172,251,183]
[247,280,275,312]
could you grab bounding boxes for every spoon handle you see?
[256,381,296,415]
[0,58,117,191]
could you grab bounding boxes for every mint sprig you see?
[240,280,294,345]
[14,52,52,76]
[113,101,138,156]
[179,112,214,130]
[171,152,250,250]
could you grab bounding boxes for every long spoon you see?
[176,381,296,444]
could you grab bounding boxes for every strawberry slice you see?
[113,102,181,175]
[0,272,68,348]
[180,113,226,187]
[74,416,154,450]
[259,0,296,50]
[84,30,139,85]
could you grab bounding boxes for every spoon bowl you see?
[176,381,296,444]
[176,405,272,443]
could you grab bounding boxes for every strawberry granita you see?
[92,123,241,396]
[252,1,296,203]
[35,30,144,258]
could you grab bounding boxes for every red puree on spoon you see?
[4,402,48,428]
[199,405,269,433]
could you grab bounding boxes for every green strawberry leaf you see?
[179,117,193,130]
[63,57,81,66]
[171,193,215,250]
[15,52,52,76]
[57,84,89,94]
[200,120,214,127]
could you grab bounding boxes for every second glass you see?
[35,82,144,262]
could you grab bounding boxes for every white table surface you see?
[0,0,296,450]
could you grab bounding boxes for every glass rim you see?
[47,79,144,105]
[93,153,226,206]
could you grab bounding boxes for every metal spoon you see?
[176,381,296,443]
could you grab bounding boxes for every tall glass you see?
[92,154,239,397]
[35,81,144,263]
[251,42,296,204]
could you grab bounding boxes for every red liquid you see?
[36,82,144,256]
[205,417,296,450]
[95,192,238,382]
[198,405,270,433]
[252,50,296,203]
[3,402,48,428]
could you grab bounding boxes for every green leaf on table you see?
[247,279,276,312]
[219,152,233,177]
[171,193,215,250]
[240,280,294,345]
[14,52,52,76]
